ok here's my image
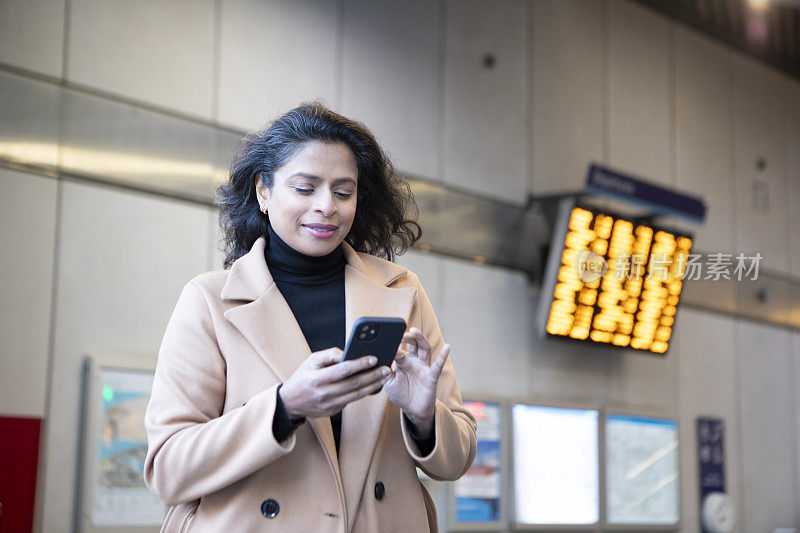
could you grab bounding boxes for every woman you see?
[144,103,477,532]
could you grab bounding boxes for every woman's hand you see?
[280,348,392,419]
[383,327,450,437]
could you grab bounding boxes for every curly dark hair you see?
[216,102,421,268]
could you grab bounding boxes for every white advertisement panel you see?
[512,405,599,524]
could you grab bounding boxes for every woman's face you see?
[256,141,358,257]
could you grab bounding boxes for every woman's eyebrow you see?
[289,173,356,186]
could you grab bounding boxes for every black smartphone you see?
[341,317,406,391]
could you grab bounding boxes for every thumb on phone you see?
[311,347,342,368]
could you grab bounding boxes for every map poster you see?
[606,414,679,525]
[91,368,167,526]
[454,401,502,522]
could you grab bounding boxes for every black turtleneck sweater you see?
[266,225,435,458]
[266,225,346,453]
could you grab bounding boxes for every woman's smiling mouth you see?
[303,223,337,238]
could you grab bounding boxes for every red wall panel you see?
[0,417,42,533]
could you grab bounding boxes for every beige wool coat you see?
[144,236,477,532]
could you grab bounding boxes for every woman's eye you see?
[335,191,354,199]
[293,187,313,195]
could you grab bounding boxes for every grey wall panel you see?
[795,332,800,521]
[788,79,800,277]
[60,88,217,201]
[606,342,678,411]
[394,248,443,314]
[210,126,256,271]
[0,0,65,78]
[675,26,736,253]
[529,290,611,404]
[217,0,339,131]
[733,54,790,273]
[738,320,797,531]
[39,181,211,532]
[442,0,527,204]
[209,207,226,271]
[673,309,741,533]
[341,0,441,179]
[0,71,61,169]
[67,0,215,119]
[439,256,531,398]
[210,130,242,270]
[531,0,605,196]
[607,0,674,186]
[214,129,244,184]
[0,169,57,417]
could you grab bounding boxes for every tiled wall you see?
[40,182,213,532]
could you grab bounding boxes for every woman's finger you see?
[318,355,377,383]
[409,327,429,347]
[431,344,450,378]
[395,346,408,361]
[394,348,411,369]
[326,365,387,402]
[339,369,392,405]
[311,348,344,369]
[410,328,432,364]
[402,333,418,357]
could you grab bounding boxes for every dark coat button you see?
[374,482,385,501]
[261,499,279,518]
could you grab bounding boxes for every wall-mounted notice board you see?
[78,355,166,532]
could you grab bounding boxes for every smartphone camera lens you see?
[358,322,379,340]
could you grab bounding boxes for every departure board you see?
[545,206,692,354]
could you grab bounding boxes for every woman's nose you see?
[314,191,336,216]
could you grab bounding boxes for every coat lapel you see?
[223,284,309,384]
[220,237,416,530]
[338,254,416,530]
[221,237,339,477]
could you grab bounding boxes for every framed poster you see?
[605,413,679,525]
[512,404,599,527]
[449,399,506,530]
[78,354,166,532]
